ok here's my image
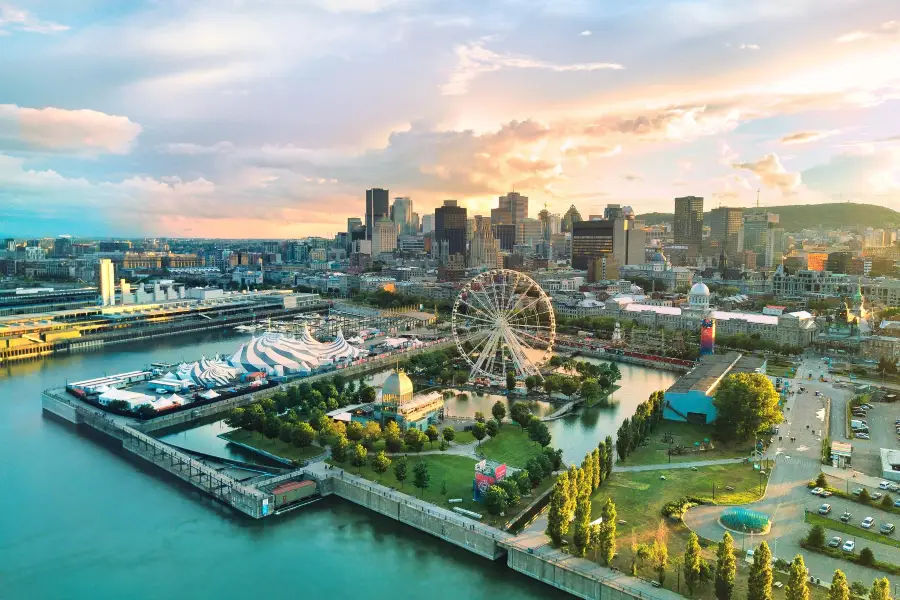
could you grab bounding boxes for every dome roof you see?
[690,282,711,296]
[382,369,414,397]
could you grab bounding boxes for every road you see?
[685,353,900,588]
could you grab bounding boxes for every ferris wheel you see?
[451,269,556,384]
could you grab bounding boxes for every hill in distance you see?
[636,202,900,232]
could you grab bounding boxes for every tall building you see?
[492,224,516,251]
[391,197,414,235]
[613,216,646,266]
[53,236,73,258]
[604,204,625,221]
[674,196,704,257]
[435,200,467,260]
[365,188,389,240]
[518,218,543,247]
[99,258,115,306]
[743,212,780,267]
[372,217,398,256]
[561,205,583,232]
[347,217,362,231]
[493,191,528,227]
[571,220,614,271]
[469,216,500,268]
[421,214,434,234]
[709,207,744,261]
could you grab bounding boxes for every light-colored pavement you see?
[613,457,747,472]
[684,354,899,588]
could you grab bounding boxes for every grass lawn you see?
[451,429,475,445]
[479,426,545,468]
[221,429,324,463]
[622,422,756,466]
[805,512,900,549]
[767,364,797,378]
[328,453,553,527]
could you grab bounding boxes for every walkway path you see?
[613,457,747,472]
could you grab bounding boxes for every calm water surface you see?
[0,330,675,599]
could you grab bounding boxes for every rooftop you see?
[666,352,765,396]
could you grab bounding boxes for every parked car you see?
[852,488,863,496]
[861,404,873,409]
[873,492,883,500]
[862,517,875,529]
[881,523,896,535]
[811,487,825,495]
[828,536,843,548]
[857,433,871,440]
[843,540,856,552]
[819,504,833,515]
[821,490,833,498]
[893,499,900,508]
[841,511,853,522]
[879,481,891,490]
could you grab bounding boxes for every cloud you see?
[158,141,235,155]
[0,105,142,154]
[580,30,592,36]
[739,44,761,50]
[442,39,623,95]
[804,147,900,196]
[621,172,643,182]
[732,153,801,195]
[836,20,899,43]
[0,4,68,34]
[779,130,838,144]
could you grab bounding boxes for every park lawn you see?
[766,363,797,378]
[805,512,900,550]
[622,422,756,466]
[221,429,324,463]
[451,429,476,445]
[479,426,544,468]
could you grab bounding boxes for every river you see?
[0,329,677,599]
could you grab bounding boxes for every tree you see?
[425,424,440,447]
[598,498,617,565]
[368,449,391,474]
[713,373,783,440]
[507,370,516,391]
[851,582,869,600]
[515,470,532,494]
[510,402,532,429]
[346,421,364,441]
[859,488,871,503]
[394,456,409,487]
[359,385,377,403]
[859,547,875,566]
[805,524,826,548]
[543,447,563,472]
[785,555,810,600]
[580,378,602,405]
[747,541,773,600]
[404,427,426,452]
[715,532,736,600]
[485,419,500,439]
[815,472,828,488]
[264,415,281,439]
[331,435,349,462]
[545,473,570,545]
[472,421,487,446]
[650,538,669,585]
[829,570,850,600]
[591,448,601,490]
[292,422,316,448]
[441,426,456,444]
[571,483,592,557]
[616,419,632,460]
[224,407,245,429]
[527,418,552,447]
[384,420,403,452]
[362,421,382,449]
[524,375,538,393]
[474,411,486,423]
[492,400,507,423]
[882,494,894,509]
[604,435,614,477]
[279,422,295,444]
[352,443,368,469]
[870,578,891,600]
[498,478,521,507]
[485,485,510,515]
[683,532,702,593]
[412,461,430,495]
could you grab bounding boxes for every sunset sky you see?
[1,0,899,238]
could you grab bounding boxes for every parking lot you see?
[847,399,900,477]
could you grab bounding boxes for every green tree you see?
[279,422,295,444]
[510,402,532,429]
[816,472,828,488]
[747,541,773,600]
[713,373,783,440]
[524,375,538,393]
[859,547,875,566]
[571,483,592,557]
[346,420,364,441]
[785,555,810,600]
[370,449,391,474]
[650,538,669,585]
[683,532,702,593]
[715,532,736,600]
[362,421,382,449]
[805,524,826,548]
[604,435,614,477]
[412,461,430,495]
[492,400,507,423]
[616,419,632,460]
[359,385,377,403]
[882,494,894,509]
[485,419,500,439]
[384,420,403,452]
[441,426,456,444]
[292,422,316,448]
[425,424,440,447]
[331,435,349,462]
[485,485,510,515]
[474,411,486,423]
[527,418,552,447]
[264,415,281,439]
[507,370,516,391]
[598,498,617,565]
[591,448,601,490]
[224,407,245,429]
[498,479,521,507]
[546,472,570,545]
[352,443,368,469]
[394,455,408,487]
[870,578,891,600]
[472,421,487,446]
[859,488,872,504]
[404,427,426,452]
[829,571,850,600]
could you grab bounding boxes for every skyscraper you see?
[495,192,528,225]
[674,196,703,257]
[99,258,115,306]
[561,205,582,232]
[391,196,414,235]
[421,214,434,234]
[435,200,467,260]
[612,216,646,266]
[571,220,614,270]
[743,212,780,267]
[604,204,624,221]
[365,188,389,240]
[372,217,398,256]
[709,207,744,261]
[469,215,500,268]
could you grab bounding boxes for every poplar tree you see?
[566,465,579,521]
[592,448,601,490]
[597,441,607,485]
[683,532,702,593]
[571,479,592,556]
[828,570,849,600]
[546,472,570,545]
[747,542,773,600]
[870,578,892,600]
[785,555,809,600]
[715,531,736,600]
[604,435,614,476]
[598,498,617,565]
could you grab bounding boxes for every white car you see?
[862,517,875,529]
[811,487,824,495]
[843,540,856,552]
[880,481,892,490]
[857,433,871,440]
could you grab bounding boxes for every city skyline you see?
[2,0,899,238]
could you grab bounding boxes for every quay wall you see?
[558,345,690,373]
[329,476,508,560]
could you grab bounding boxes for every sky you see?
[1,0,899,238]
